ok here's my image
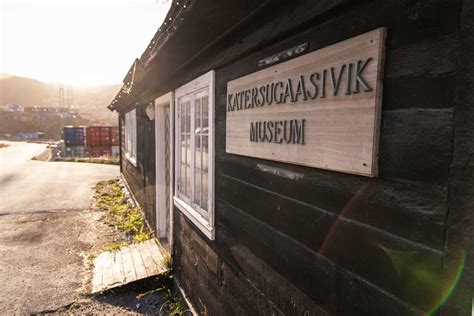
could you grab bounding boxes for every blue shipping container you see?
[64,126,85,145]
[65,145,85,157]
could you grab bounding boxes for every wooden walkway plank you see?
[145,239,165,267]
[91,259,103,293]
[90,239,168,293]
[91,252,108,292]
[100,252,115,290]
[120,246,137,284]
[111,251,126,286]
[129,243,148,280]
[138,240,160,276]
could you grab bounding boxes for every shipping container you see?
[85,126,101,146]
[63,126,85,145]
[64,145,85,157]
[99,126,111,146]
[86,145,111,158]
[86,126,117,146]
[111,126,119,145]
[111,145,119,158]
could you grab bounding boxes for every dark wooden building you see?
[108,1,474,314]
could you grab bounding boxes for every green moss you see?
[133,230,151,243]
[163,254,172,270]
[100,242,129,253]
[94,179,154,251]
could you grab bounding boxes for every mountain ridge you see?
[0,75,121,124]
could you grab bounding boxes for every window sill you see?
[125,152,137,167]
[173,196,215,240]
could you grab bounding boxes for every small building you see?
[108,1,473,315]
[16,131,45,140]
[0,103,23,112]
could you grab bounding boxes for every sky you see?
[0,0,172,85]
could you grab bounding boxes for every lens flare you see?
[377,243,466,314]
[318,181,466,315]
[428,250,466,315]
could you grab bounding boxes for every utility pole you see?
[65,85,73,107]
[58,84,65,108]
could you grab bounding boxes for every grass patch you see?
[134,230,151,243]
[138,272,190,315]
[100,242,129,253]
[54,157,119,165]
[163,254,172,270]
[0,143,9,148]
[94,179,152,247]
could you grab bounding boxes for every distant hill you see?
[0,76,50,107]
[0,73,14,79]
[0,75,121,124]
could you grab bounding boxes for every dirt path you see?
[0,207,169,315]
[0,208,115,313]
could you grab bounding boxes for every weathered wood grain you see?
[441,1,474,314]
[379,108,453,183]
[129,244,148,280]
[111,251,126,286]
[216,198,433,314]
[91,240,167,293]
[216,165,446,251]
[119,246,137,284]
[138,241,160,276]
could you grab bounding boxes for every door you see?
[155,92,174,247]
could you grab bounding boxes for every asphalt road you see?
[0,141,121,313]
[0,141,119,213]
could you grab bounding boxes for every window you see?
[174,70,215,240]
[124,109,137,166]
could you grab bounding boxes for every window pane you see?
[185,101,191,133]
[195,98,201,132]
[185,135,191,166]
[195,135,201,171]
[202,95,208,130]
[180,134,186,164]
[180,103,186,133]
[186,166,192,198]
[202,135,208,172]
[194,170,201,207]
[179,163,186,196]
[125,110,137,159]
[202,172,208,211]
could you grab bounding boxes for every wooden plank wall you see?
[441,1,474,314]
[120,105,157,232]
[165,0,468,315]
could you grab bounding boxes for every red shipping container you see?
[86,126,117,146]
[111,126,119,145]
[99,126,111,146]
[86,145,112,158]
[86,126,102,147]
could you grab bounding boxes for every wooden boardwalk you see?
[91,239,167,293]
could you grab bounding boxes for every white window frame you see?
[154,91,174,245]
[174,70,215,240]
[124,108,137,166]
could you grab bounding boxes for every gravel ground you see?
[54,283,169,315]
[0,207,170,315]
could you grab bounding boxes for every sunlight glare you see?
[1,0,172,85]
